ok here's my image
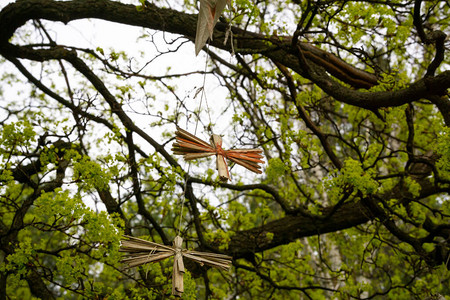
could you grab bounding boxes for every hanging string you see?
[176,47,213,236]
[197,44,213,134]
[177,174,188,236]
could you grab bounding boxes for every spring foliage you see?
[0,0,449,299]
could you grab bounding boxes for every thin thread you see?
[200,44,213,132]
[176,167,189,236]
[176,48,212,236]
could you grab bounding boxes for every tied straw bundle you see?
[120,235,232,297]
[172,126,264,182]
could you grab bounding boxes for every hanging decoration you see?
[195,0,231,55]
[171,126,264,182]
[120,1,261,294]
[120,235,232,297]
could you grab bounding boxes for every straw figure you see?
[172,126,264,181]
[120,235,232,297]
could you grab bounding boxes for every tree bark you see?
[1,0,449,114]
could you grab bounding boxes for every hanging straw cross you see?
[120,235,232,297]
[172,126,264,182]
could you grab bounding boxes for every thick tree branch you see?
[227,175,447,260]
[228,201,371,259]
[413,0,447,77]
[1,0,448,115]
[26,271,55,300]
[428,95,450,126]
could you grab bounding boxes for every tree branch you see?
[228,201,371,259]
[1,0,448,113]
[413,0,447,77]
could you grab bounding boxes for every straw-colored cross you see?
[120,235,232,297]
[171,126,264,182]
